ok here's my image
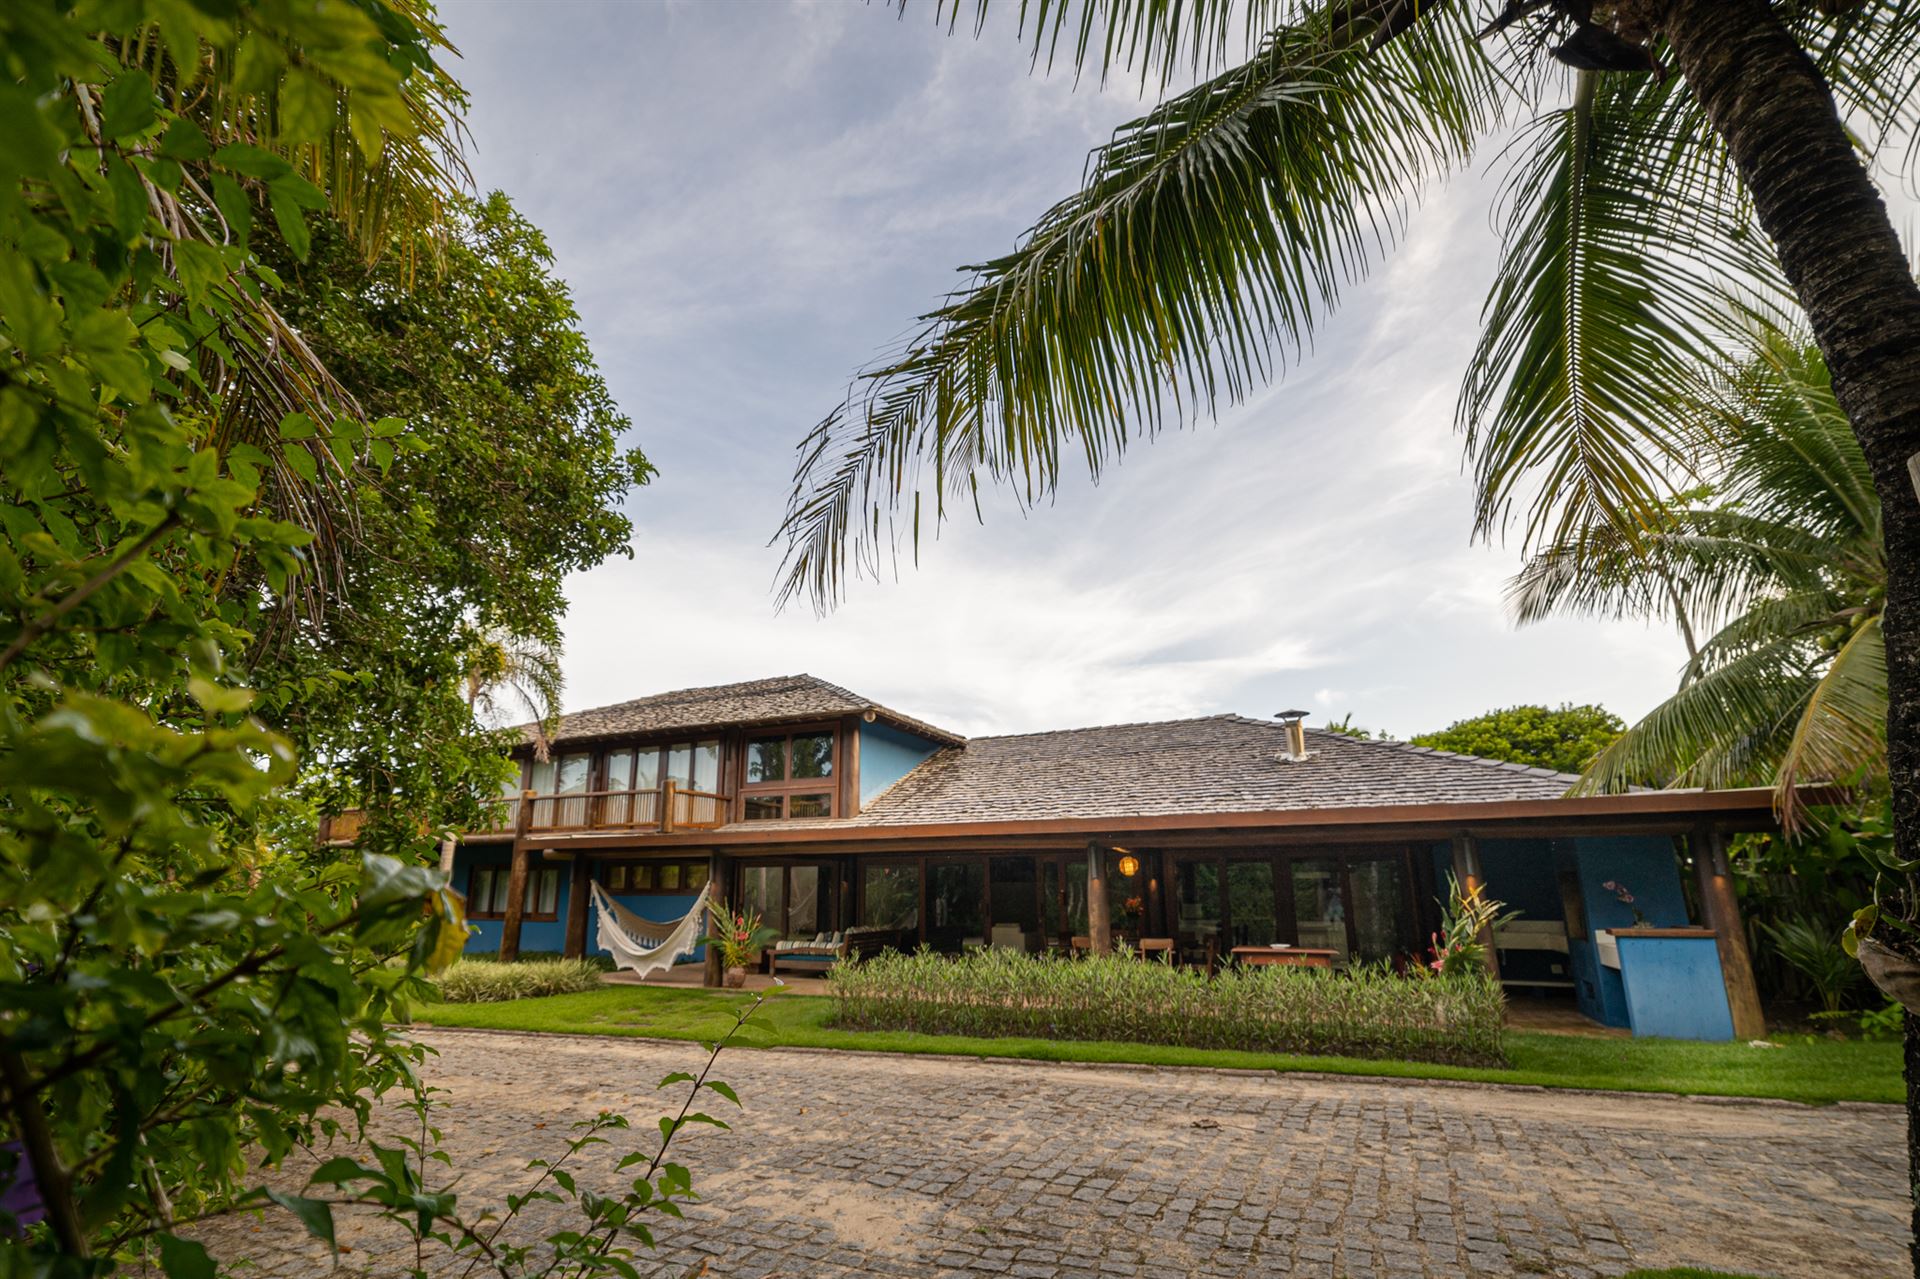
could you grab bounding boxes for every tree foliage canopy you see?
[0,2,654,1271]
[1409,704,1625,775]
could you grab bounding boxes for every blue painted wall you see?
[1567,835,1690,1030]
[452,847,703,962]
[457,847,568,955]
[1617,935,1735,1041]
[859,721,941,804]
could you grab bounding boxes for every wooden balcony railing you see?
[319,781,730,847]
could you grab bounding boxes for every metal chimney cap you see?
[1274,709,1309,722]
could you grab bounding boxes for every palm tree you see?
[1510,306,1885,827]
[771,1,1920,1258]
[464,625,565,760]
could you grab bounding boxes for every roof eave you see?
[530,785,1821,852]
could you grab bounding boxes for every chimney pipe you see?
[1275,709,1312,762]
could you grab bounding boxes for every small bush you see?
[432,957,608,1004]
[830,947,1507,1067]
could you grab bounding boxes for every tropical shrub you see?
[432,958,607,1004]
[1762,917,1863,1016]
[702,903,779,970]
[830,948,1507,1067]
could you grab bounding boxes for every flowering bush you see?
[702,903,780,969]
[1428,875,1518,977]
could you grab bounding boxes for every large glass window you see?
[529,752,592,827]
[741,727,836,820]
[789,866,821,937]
[990,856,1039,933]
[927,862,985,953]
[860,862,919,930]
[742,865,785,932]
[1292,858,1350,963]
[1175,860,1222,965]
[1227,861,1279,948]
[1348,857,1412,964]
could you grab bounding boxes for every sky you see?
[436,0,1688,741]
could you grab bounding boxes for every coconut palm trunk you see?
[1641,0,1920,1263]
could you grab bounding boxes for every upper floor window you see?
[605,740,721,794]
[741,728,835,820]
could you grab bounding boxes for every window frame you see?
[598,859,711,896]
[739,724,838,821]
[465,863,562,922]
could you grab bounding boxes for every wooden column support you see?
[1691,824,1767,1039]
[1087,843,1113,955]
[563,853,592,959]
[1451,833,1500,979]
[703,852,726,988]
[499,788,536,962]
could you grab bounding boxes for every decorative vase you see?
[724,965,747,989]
[1857,937,1920,1014]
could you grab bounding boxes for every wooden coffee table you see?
[1230,945,1337,969]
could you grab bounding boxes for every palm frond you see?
[1458,67,1788,553]
[1775,615,1886,825]
[777,0,1498,609]
[923,0,1304,88]
[1576,633,1818,794]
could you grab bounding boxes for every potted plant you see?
[702,902,779,988]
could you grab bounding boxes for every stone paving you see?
[196,1028,1908,1278]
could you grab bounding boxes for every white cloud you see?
[441,0,1693,743]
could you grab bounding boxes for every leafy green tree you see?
[0,3,673,1272]
[1512,306,1884,825]
[1410,704,1624,775]
[245,194,648,848]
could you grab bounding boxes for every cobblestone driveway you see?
[201,1029,1906,1279]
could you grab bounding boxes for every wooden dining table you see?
[1230,945,1338,969]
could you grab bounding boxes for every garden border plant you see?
[829,947,1508,1068]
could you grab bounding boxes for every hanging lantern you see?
[1116,853,1140,879]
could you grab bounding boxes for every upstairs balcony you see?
[318,781,731,846]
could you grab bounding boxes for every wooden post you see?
[1087,843,1113,955]
[1450,833,1500,980]
[1692,823,1767,1039]
[662,779,677,835]
[499,789,536,962]
[703,852,726,988]
[563,854,592,959]
[1146,851,1164,939]
[500,845,530,963]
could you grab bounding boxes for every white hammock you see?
[591,880,712,979]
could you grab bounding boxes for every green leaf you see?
[266,1190,336,1251]
[283,444,318,483]
[99,70,157,140]
[277,67,336,145]
[157,1235,218,1279]
[271,183,312,260]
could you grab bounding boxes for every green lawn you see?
[412,985,1898,1106]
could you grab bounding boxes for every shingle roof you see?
[761,715,1579,829]
[540,674,964,747]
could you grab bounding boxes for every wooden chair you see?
[1070,934,1092,956]
[1139,937,1173,961]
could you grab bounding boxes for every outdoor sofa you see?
[765,924,911,975]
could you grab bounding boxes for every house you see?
[434,674,1788,1041]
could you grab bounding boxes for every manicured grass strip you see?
[409,985,1899,1106]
